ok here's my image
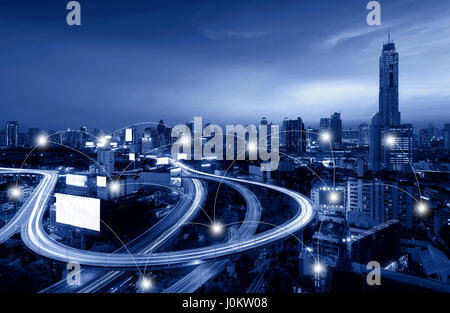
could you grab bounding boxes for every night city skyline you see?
[1,0,450,130]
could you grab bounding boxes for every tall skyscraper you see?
[157,120,171,147]
[80,126,88,147]
[378,37,400,127]
[284,117,305,154]
[418,128,431,148]
[330,112,342,149]
[281,117,289,149]
[319,118,331,132]
[444,124,450,149]
[370,36,413,172]
[0,130,6,146]
[29,128,44,147]
[6,121,18,148]
[358,123,370,146]
[260,117,272,150]
[142,127,158,153]
[319,117,331,151]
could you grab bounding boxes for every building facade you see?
[370,38,413,172]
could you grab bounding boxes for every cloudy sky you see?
[0,0,449,131]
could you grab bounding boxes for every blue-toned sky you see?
[0,0,449,130]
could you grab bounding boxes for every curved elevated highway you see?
[0,161,315,272]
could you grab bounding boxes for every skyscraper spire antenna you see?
[388,29,391,43]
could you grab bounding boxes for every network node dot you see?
[329,192,339,203]
[320,132,331,143]
[385,135,396,147]
[313,262,324,274]
[139,276,153,291]
[37,135,48,147]
[110,181,120,193]
[211,223,223,235]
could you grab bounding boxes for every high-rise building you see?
[6,121,18,148]
[370,36,413,172]
[142,127,158,153]
[284,117,305,154]
[157,120,171,148]
[342,129,359,145]
[281,117,289,149]
[427,123,441,139]
[29,128,44,147]
[444,124,450,148]
[346,177,420,229]
[418,128,431,148]
[378,36,400,127]
[0,130,6,146]
[310,181,346,216]
[358,123,370,146]
[381,124,413,172]
[319,117,331,151]
[97,149,115,175]
[80,126,88,147]
[260,117,273,150]
[62,128,82,148]
[319,118,331,132]
[18,132,27,147]
[330,112,342,149]
[305,127,319,151]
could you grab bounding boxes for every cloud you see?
[324,27,384,47]
[202,29,273,40]
[291,80,376,106]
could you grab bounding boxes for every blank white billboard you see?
[177,153,188,160]
[55,193,100,232]
[66,174,87,187]
[156,157,169,165]
[129,153,135,161]
[97,176,107,187]
[125,128,133,142]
